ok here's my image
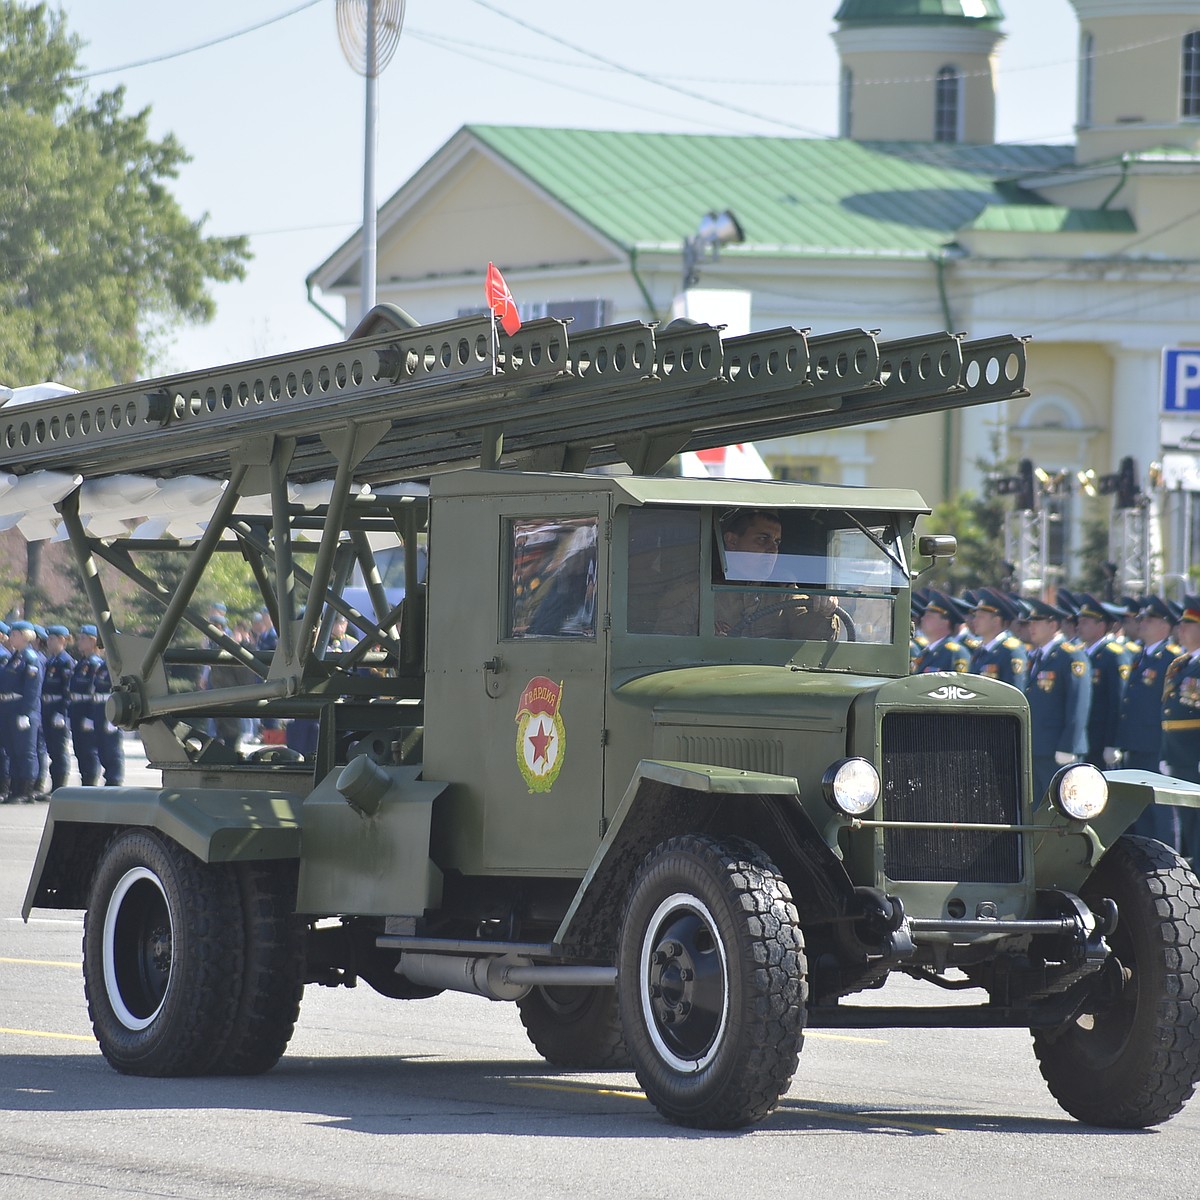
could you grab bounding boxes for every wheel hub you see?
[644,908,725,1063]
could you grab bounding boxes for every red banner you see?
[485,261,522,336]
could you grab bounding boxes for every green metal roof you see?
[468,126,1078,261]
[967,204,1136,234]
[835,0,1003,26]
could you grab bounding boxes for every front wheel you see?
[1033,834,1200,1127]
[83,829,244,1076]
[617,834,807,1129]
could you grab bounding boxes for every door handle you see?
[483,655,504,699]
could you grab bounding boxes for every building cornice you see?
[1071,1,1200,17]
[834,24,1005,53]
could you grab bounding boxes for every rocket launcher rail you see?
[0,310,1028,484]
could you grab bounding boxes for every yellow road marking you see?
[514,1080,646,1099]
[0,956,78,969]
[0,1027,93,1043]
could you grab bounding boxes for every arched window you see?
[840,66,854,139]
[1183,31,1200,118]
[1079,32,1095,127]
[934,66,961,143]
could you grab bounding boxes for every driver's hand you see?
[806,595,837,619]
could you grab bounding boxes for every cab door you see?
[423,487,610,876]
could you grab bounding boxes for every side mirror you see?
[917,534,957,560]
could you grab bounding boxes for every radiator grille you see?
[880,712,1023,883]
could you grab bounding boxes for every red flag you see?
[485,261,522,336]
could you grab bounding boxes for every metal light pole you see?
[337,0,405,322]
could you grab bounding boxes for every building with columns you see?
[310,0,1200,585]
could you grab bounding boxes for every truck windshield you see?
[627,505,906,644]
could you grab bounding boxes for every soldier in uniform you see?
[1159,595,1200,861]
[1074,594,1133,770]
[913,591,970,674]
[40,625,75,798]
[909,593,928,673]
[1024,597,1091,801]
[966,587,1028,686]
[0,621,45,804]
[91,631,124,786]
[0,620,10,799]
[1118,596,1183,846]
[68,625,105,786]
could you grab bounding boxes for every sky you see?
[60,0,1083,377]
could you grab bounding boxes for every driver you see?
[656,507,838,639]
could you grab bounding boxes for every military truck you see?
[16,308,1200,1129]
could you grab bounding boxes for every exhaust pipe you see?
[397,952,616,1001]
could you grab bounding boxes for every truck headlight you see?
[823,758,880,816]
[1052,763,1108,821]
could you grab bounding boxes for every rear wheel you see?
[206,861,306,1075]
[1033,834,1200,1127]
[517,984,629,1069]
[83,829,243,1076]
[617,834,806,1129]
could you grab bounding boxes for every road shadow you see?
[0,1051,1163,1140]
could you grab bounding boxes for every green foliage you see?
[919,487,1010,593]
[0,2,249,388]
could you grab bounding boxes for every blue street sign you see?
[1163,348,1200,414]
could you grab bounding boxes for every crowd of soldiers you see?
[911,585,1200,860]
[0,620,123,804]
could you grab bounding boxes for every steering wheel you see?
[723,599,856,641]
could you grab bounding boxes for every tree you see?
[0,2,250,389]
[919,487,1010,595]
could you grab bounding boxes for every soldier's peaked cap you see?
[923,590,966,624]
[1140,595,1180,624]
[1180,595,1200,623]
[971,587,1019,622]
[1026,597,1069,621]
[1075,593,1126,622]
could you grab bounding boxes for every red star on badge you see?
[528,718,554,767]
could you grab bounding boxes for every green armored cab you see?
[16,309,1200,1130]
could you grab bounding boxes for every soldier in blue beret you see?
[1074,594,1133,770]
[0,620,10,798]
[1159,595,1200,861]
[68,625,104,786]
[40,625,75,799]
[0,622,45,803]
[1119,597,1184,846]
[913,591,971,674]
[967,587,1028,687]
[1025,598,1092,800]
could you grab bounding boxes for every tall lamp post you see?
[337,0,405,321]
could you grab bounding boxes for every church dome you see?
[835,0,1003,26]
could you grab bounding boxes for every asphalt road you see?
[3,740,1198,1198]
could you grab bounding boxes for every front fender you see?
[554,759,855,957]
[23,784,303,918]
[1032,768,1200,894]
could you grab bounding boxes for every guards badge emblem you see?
[516,676,566,793]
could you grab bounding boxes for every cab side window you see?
[627,508,701,635]
[508,516,598,639]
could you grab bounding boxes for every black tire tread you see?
[517,985,630,1070]
[208,861,306,1075]
[1033,834,1200,1128]
[619,833,807,1129]
[83,829,244,1077]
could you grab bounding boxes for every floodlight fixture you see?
[682,209,745,289]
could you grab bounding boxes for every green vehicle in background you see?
[16,308,1200,1129]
